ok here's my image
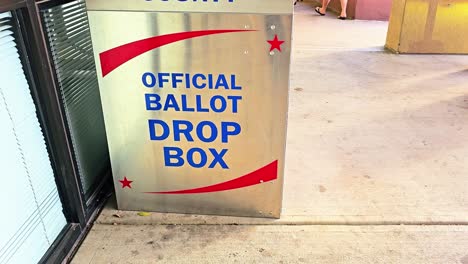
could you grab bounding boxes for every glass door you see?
[0,11,66,264]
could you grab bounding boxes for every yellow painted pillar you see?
[386,0,468,54]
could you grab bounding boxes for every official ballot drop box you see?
[86,0,292,218]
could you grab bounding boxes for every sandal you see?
[315,7,325,16]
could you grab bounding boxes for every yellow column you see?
[386,0,468,54]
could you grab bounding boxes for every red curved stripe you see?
[145,160,278,195]
[99,30,254,77]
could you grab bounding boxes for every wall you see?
[319,0,357,18]
[313,0,391,20]
[356,0,392,21]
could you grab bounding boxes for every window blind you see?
[0,12,66,264]
[42,0,109,198]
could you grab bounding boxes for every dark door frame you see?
[1,0,111,263]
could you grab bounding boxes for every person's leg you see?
[340,0,348,17]
[320,0,331,14]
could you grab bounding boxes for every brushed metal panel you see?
[88,11,292,218]
[86,0,294,14]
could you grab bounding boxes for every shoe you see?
[338,16,347,20]
[315,7,325,16]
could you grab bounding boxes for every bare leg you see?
[320,0,331,14]
[340,0,348,17]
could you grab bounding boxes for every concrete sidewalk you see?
[73,2,468,263]
[74,225,468,264]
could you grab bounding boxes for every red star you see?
[119,177,133,189]
[267,35,285,52]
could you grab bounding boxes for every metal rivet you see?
[271,25,276,30]
[270,51,275,55]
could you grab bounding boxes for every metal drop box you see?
[86,0,293,218]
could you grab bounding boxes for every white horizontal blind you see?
[42,0,109,197]
[0,12,66,264]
